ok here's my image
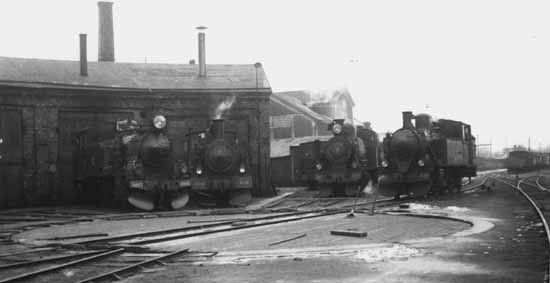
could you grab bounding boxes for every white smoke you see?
[214,95,236,119]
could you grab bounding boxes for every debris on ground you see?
[330,229,368,238]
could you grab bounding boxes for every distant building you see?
[269,91,334,186]
[269,89,357,186]
[309,88,355,122]
[269,91,333,139]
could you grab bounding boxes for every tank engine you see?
[378,111,476,199]
[292,119,368,196]
[75,114,190,211]
[180,119,253,206]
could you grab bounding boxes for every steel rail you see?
[0,249,108,270]
[125,210,344,245]
[129,176,491,246]
[64,210,337,246]
[493,176,550,283]
[0,248,124,283]
[75,248,189,283]
[536,176,550,192]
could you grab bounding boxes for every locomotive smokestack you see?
[98,1,115,62]
[402,111,414,129]
[79,34,88,76]
[197,26,207,77]
[211,119,224,138]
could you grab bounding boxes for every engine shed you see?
[0,56,273,207]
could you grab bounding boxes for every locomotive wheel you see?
[228,189,252,207]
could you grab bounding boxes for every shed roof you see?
[0,56,270,91]
[272,92,332,123]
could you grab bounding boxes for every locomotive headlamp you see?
[333,124,343,135]
[381,160,388,168]
[153,115,167,129]
[315,163,323,170]
[417,160,425,167]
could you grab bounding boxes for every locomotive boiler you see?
[292,119,369,196]
[378,111,476,199]
[181,119,253,206]
[75,114,190,211]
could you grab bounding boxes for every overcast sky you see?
[1,0,548,152]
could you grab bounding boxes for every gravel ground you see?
[121,180,548,283]
[2,175,547,283]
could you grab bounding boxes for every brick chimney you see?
[98,1,115,62]
[197,26,207,77]
[79,34,88,76]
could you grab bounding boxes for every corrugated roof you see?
[272,92,332,123]
[0,56,270,90]
[271,135,333,158]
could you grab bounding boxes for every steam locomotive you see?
[292,119,369,196]
[181,119,253,206]
[378,111,476,199]
[75,113,190,211]
[507,150,550,173]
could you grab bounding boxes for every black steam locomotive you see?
[75,113,190,211]
[292,119,369,196]
[181,119,253,206]
[378,111,476,199]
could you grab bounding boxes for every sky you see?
[1,0,549,152]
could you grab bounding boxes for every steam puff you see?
[214,95,236,119]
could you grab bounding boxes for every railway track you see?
[0,175,492,283]
[54,175,491,249]
[493,176,550,283]
[0,247,192,283]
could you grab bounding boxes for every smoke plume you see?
[214,95,236,119]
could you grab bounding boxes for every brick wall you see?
[0,85,272,207]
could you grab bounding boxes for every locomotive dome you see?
[415,113,432,130]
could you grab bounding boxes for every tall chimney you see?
[211,119,224,138]
[98,1,115,62]
[402,111,414,129]
[79,34,88,76]
[197,26,207,77]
